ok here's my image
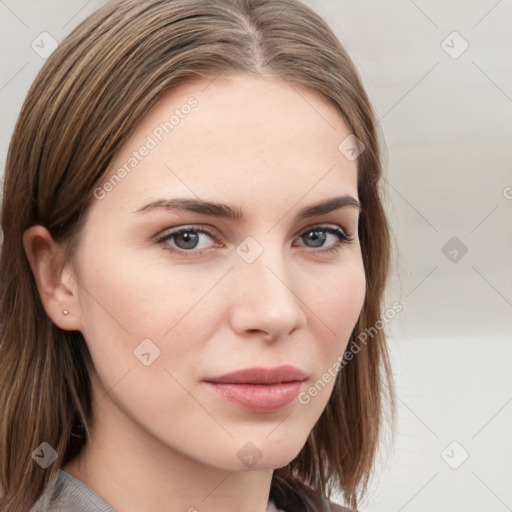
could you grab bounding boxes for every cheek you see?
[74,245,223,382]
[326,263,365,312]
[309,258,366,373]
[73,249,158,376]
[74,252,216,434]
[293,261,365,422]
[320,258,366,332]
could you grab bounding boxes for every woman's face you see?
[69,74,366,472]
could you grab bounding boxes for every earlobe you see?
[22,225,82,331]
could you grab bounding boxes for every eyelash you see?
[156,224,355,256]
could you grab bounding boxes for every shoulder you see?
[299,483,356,512]
[270,475,357,512]
[29,470,115,512]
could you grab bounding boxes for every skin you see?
[23,74,366,512]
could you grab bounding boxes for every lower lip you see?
[204,381,303,413]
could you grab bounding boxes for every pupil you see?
[178,232,198,249]
[306,230,326,248]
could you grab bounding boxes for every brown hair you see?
[0,0,395,510]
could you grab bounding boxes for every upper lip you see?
[204,365,306,384]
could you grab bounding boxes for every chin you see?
[243,437,307,472]
[196,434,306,473]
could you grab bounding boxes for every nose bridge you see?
[229,234,306,337]
[238,233,292,297]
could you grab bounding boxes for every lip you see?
[205,365,306,384]
[203,365,306,413]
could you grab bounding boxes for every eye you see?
[157,225,217,254]
[295,225,354,254]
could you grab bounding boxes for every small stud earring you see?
[63,310,69,315]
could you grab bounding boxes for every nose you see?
[228,245,307,341]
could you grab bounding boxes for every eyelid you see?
[296,221,350,236]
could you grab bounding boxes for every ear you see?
[22,225,83,331]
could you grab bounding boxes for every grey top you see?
[30,470,115,511]
[30,470,286,512]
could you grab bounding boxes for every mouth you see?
[203,365,306,413]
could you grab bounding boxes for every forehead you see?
[94,74,359,216]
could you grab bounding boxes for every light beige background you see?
[1,1,511,510]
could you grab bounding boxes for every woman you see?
[0,0,395,511]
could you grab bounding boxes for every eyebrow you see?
[133,195,361,221]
